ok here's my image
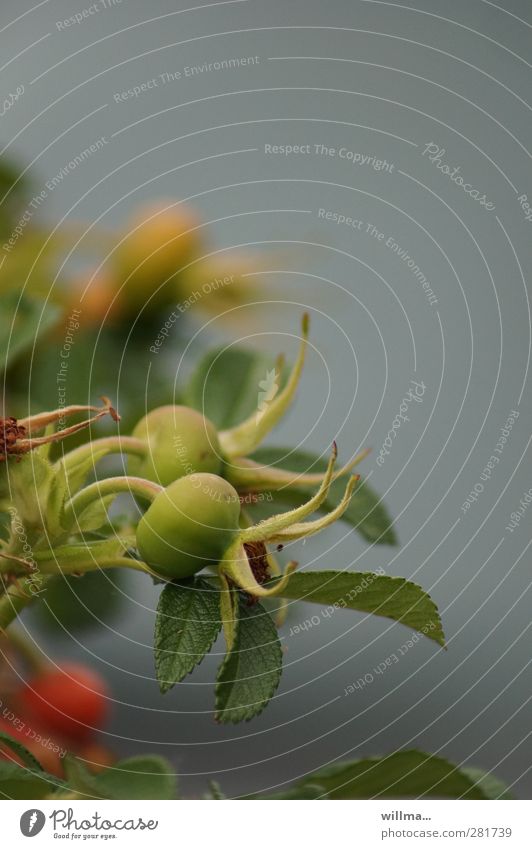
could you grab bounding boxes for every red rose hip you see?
[19,662,109,741]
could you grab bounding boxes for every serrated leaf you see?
[257,751,512,800]
[184,346,285,429]
[0,732,60,800]
[251,447,397,545]
[154,578,222,693]
[0,730,45,771]
[215,597,282,723]
[272,571,444,647]
[64,754,177,800]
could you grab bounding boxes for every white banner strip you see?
[2,799,529,848]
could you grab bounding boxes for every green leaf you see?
[64,754,177,800]
[256,751,513,800]
[215,597,282,723]
[95,756,177,800]
[62,755,97,797]
[0,761,59,800]
[0,732,61,800]
[272,571,444,647]
[0,730,45,771]
[184,346,284,429]
[0,291,61,373]
[460,767,514,800]
[251,447,397,545]
[258,782,326,800]
[154,578,222,694]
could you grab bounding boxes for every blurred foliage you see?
[184,343,288,428]
[0,156,31,240]
[9,317,174,435]
[0,156,268,432]
[0,291,61,376]
[0,730,512,800]
[249,750,513,800]
[33,569,126,635]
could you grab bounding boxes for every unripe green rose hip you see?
[129,405,222,486]
[136,473,240,579]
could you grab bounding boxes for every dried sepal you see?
[0,418,27,460]
[219,539,296,599]
[1,398,119,461]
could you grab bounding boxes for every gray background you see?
[2,0,531,798]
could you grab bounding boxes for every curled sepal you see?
[261,547,290,626]
[1,398,119,461]
[219,571,238,651]
[62,476,163,532]
[268,475,358,542]
[239,444,337,543]
[219,538,296,598]
[218,313,309,458]
[56,435,147,486]
[226,447,370,493]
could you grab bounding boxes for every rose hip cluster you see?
[64,317,363,599]
[0,317,366,617]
